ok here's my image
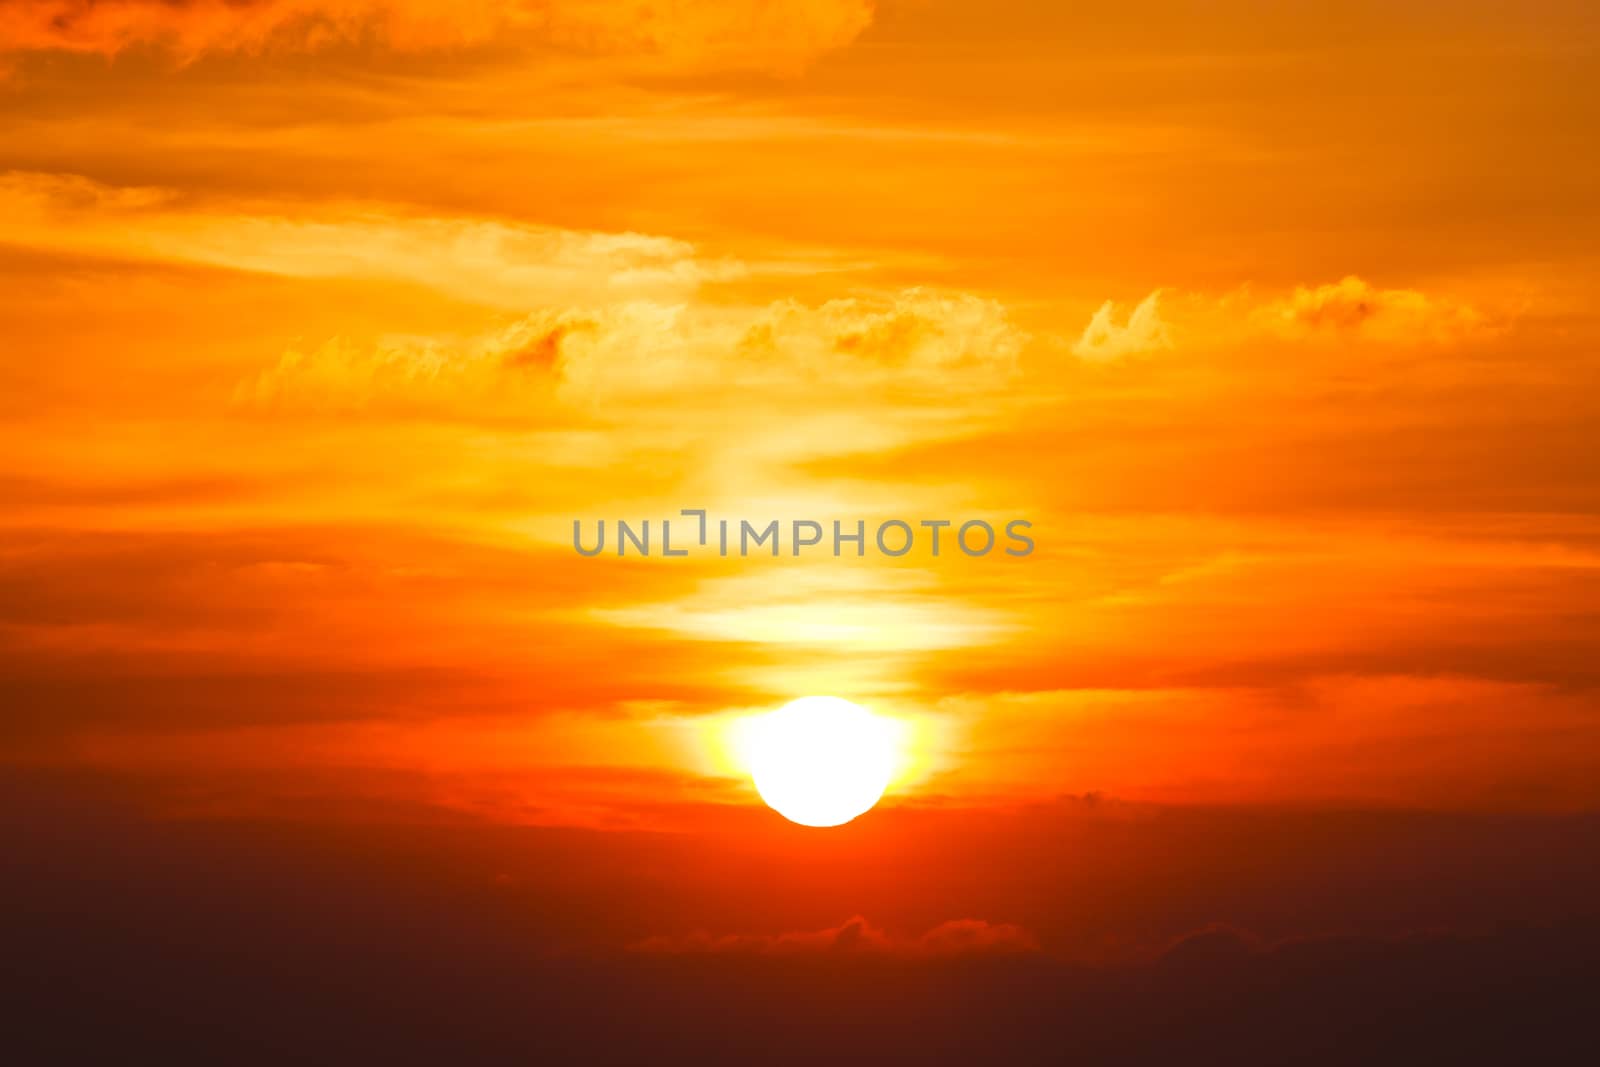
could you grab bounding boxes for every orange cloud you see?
[557,289,1027,403]
[1072,276,1490,359]
[1260,274,1488,344]
[233,317,572,417]
[0,1,874,70]
[1072,290,1171,360]
[235,287,1027,419]
[0,0,507,56]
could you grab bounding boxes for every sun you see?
[747,696,898,827]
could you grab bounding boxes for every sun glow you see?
[745,696,898,827]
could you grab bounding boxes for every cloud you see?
[233,312,583,415]
[1156,922,1263,969]
[1258,275,1487,344]
[0,0,509,57]
[557,288,1027,402]
[0,170,175,213]
[0,1,875,71]
[0,178,1015,424]
[632,915,1039,958]
[11,791,1600,1064]
[915,917,1042,956]
[780,288,1029,371]
[1072,276,1489,359]
[0,170,740,311]
[1071,289,1171,360]
[238,288,1028,415]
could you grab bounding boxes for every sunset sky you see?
[5,6,1600,1050]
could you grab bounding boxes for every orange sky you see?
[3,0,1599,829]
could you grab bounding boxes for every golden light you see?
[746,696,898,827]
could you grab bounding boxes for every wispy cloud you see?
[0,0,875,71]
[1072,276,1491,359]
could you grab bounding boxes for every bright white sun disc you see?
[748,696,896,827]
